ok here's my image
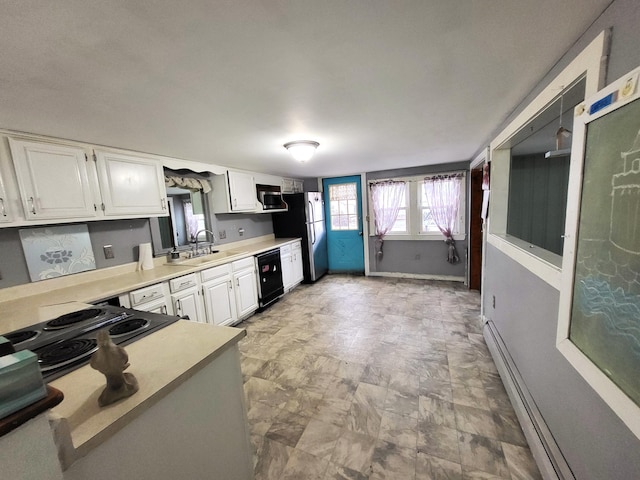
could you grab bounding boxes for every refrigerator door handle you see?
[310,222,316,245]
[308,200,315,224]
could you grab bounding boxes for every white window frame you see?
[367,172,466,241]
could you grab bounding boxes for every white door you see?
[173,289,204,323]
[202,278,237,326]
[228,171,256,211]
[9,139,97,220]
[94,150,167,216]
[234,268,259,318]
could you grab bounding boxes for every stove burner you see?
[4,330,38,345]
[44,308,102,330]
[109,318,149,336]
[38,338,98,368]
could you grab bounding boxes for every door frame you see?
[317,174,370,275]
[470,148,489,317]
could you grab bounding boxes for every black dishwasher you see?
[255,249,284,308]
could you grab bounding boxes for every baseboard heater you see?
[483,319,575,480]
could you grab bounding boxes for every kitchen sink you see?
[165,250,247,267]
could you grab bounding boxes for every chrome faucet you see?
[194,229,216,257]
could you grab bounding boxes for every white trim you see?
[470,147,489,170]
[556,65,640,441]
[361,173,370,276]
[367,271,465,282]
[487,234,562,290]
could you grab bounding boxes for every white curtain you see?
[423,174,463,263]
[370,180,406,258]
[165,175,212,193]
[183,201,199,242]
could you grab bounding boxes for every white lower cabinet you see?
[169,273,205,323]
[291,241,304,286]
[232,257,259,320]
[280,244,294,291]
[281,242,304,292]
[201,264,237,326]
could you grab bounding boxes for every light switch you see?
[103,245,114,259]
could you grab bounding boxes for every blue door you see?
[323,176,365,273]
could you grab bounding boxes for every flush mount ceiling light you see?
[283,140,320,163]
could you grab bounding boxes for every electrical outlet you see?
[219,230,226,239]
[238,228,245,237]
[103,245,114,259]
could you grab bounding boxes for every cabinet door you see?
[173,289,205,323]
[292,242,304,285]
[9,139,98,220]
[233,267,259,319]
[202,277,238,326]
[0,171,14,224]
[281,251,293,291]
[228,171,256,211]
[94,150,167,217]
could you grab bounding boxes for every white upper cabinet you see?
[212,170,257,213]
[0,170,14,224]
[9,139,98,220]
[94,150,167,217]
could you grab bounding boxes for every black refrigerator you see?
[272,192,328,282]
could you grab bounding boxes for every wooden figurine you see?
[90,330,139,407]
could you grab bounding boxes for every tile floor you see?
[238,274,541,480]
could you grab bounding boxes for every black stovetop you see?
[2,305,179,381]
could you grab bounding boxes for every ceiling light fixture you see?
[284,140,320,163]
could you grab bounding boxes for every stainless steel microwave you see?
[259,190,284,209]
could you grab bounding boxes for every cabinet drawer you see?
[169,273,198,293]
[201,263,231,283]
[232,257,255,272]
[130,283,165,307]
[280,244,291,255]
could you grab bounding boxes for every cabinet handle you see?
[228,280,233,290]
[0,198,5,217]
[176,299,181,313]
[236,278,240,287]
[29,197,36,214]
[161,198,167,210]
[161,305,167,315]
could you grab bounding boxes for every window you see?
[329,183,358,230]
[420,175,464,235]
[368,172,466,240]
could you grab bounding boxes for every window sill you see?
[487,233,562,289]
[370,234,466,241]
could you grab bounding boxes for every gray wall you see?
[0,219,151,289]
[483,1,640,478]
[366,161,469,278]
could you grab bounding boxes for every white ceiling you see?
[0,1,612,178]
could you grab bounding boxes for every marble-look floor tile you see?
[241,275,539,480]
[457,432,510,478]
[452,383,491,411]
[418,395,457,429]
[417,422,461,464]
[323,462,369,480]
[384,388,419,418]
[378,410,418,450]
[369,439,417,480]
[254,437,293,480]
[331,429,377,474]
[296,418,342,459]
[416,452,463,480]
[265,410,310,448]
[501,442,542,480]
[280,448,329,480]
[454,404,499,439]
